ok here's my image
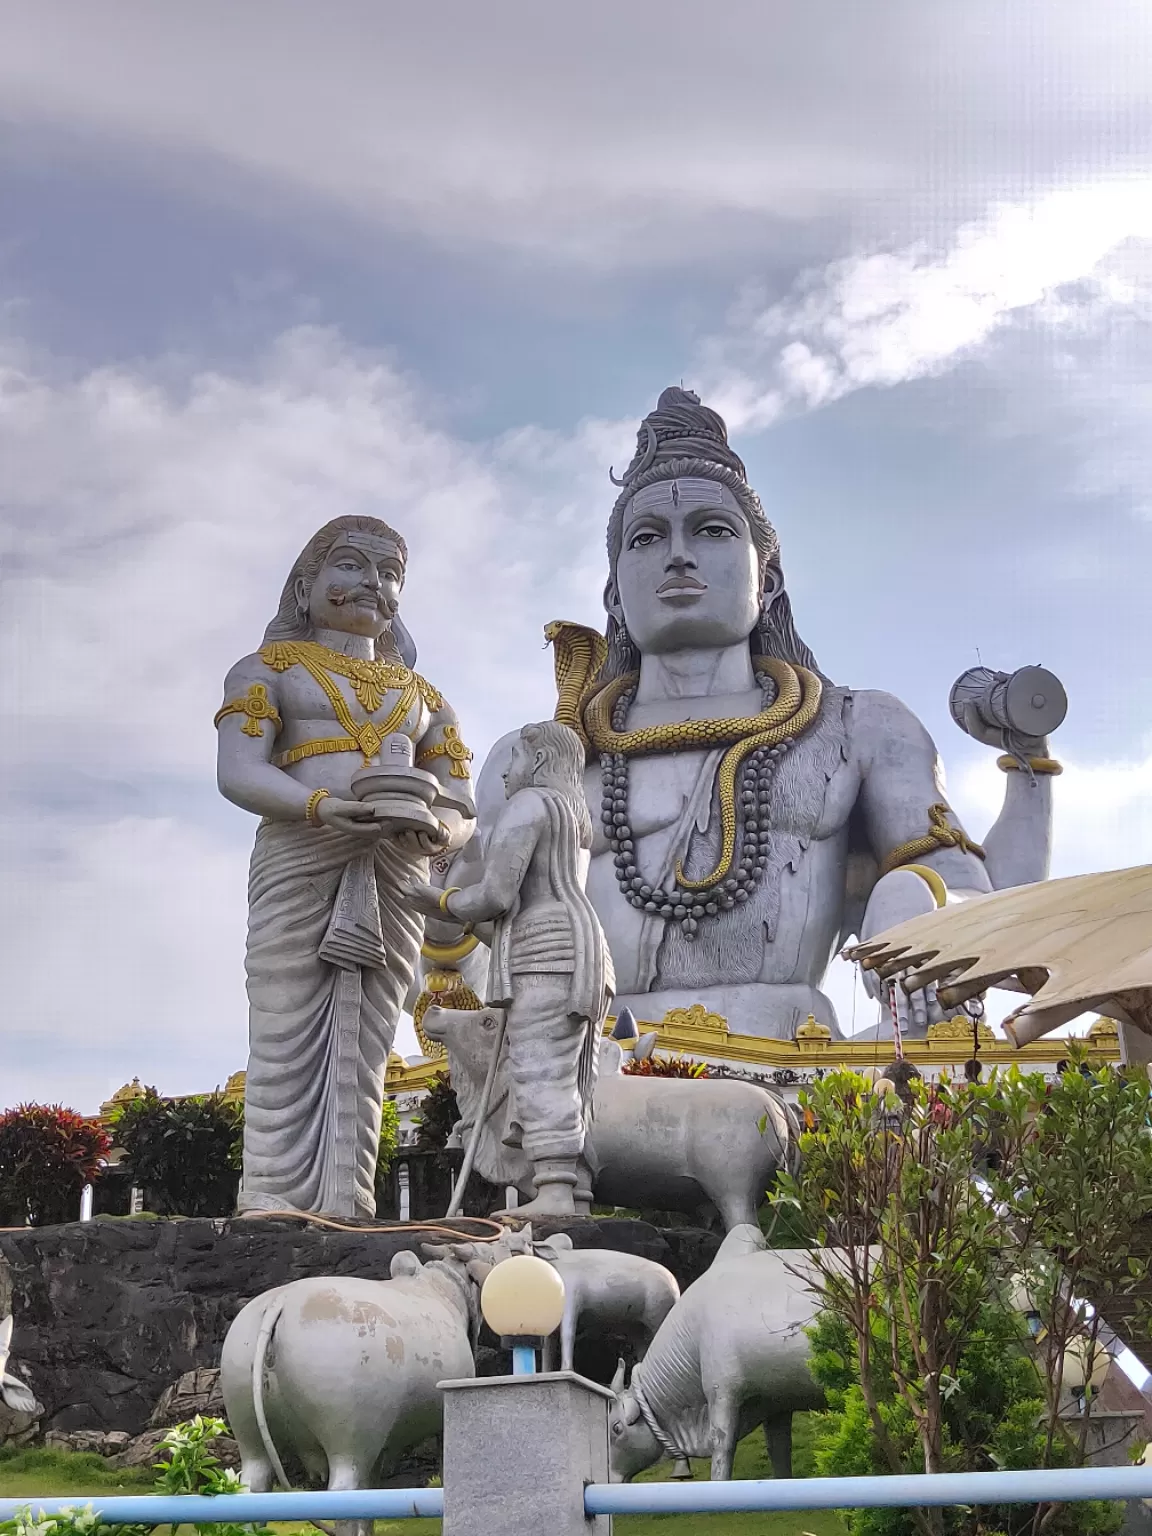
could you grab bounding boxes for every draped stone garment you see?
[487,788,614,1162]
[238,819,424,1219]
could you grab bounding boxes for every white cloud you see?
[0,325,634,1110]
[706,176,1152,429]
[955,746,1152,880]
[2,1,1150,264]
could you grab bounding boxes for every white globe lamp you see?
[1061,1334,1110,1398]
[480,1254,567,1376]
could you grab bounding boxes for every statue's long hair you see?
[262,515,417,666]
[602,389,825,683]
[521,721,593,849]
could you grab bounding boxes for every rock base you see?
[0,1215,721,1436]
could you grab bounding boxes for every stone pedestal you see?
[440,1370,612,1535]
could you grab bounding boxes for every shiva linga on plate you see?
[350,731,475,833]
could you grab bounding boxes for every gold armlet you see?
[439,886,461,915]
[899,863,948,909]
[879,803,985,877]
[306,788,331,827]
[997,755,1063,776]
[214,683,282,739]
[416,725,474,780]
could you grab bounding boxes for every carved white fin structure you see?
[846,865,1152,1044]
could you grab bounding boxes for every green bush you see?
[110,1089,242,1218]
[414,1071,460,1150]
[374,1097,401,1207]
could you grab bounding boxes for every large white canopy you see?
[846,866,1152,1046]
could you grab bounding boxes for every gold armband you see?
[997,755,1063,776]
[879,804,985,878]
[416,724,474,780]
[214,683,282,739]
[900,863,948,909]
[438,886,461,915]
[306,788,331,827]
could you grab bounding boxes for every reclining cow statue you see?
[219,1228,531,1521]
[422,1006,796,1231]
[607,1225,826,1482]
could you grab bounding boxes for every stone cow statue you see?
[220,1229,530,1519]
[0,1314,39,1418]
[607,1226,825,1482]
[422,1006,796,1231]
[533,1233,680,1374]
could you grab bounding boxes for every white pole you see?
[79,1184,94,1222]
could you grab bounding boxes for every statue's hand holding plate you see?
[315,796,387,837]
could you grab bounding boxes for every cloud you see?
[2,1,1151,264]
[0,324,634,1109]
[705,176,1152,429]
[955,746,1152,881]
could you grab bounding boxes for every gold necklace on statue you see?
[258,640,444,767]
[588,657,823,939]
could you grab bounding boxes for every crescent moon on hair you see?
[609,423,658,487]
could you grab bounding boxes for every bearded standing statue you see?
[215,516,476,1218]
[430,389,1058,1041]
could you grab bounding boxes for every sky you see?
[2,0,1152,1113]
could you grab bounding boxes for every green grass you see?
[0,1446,154,1499]
[0,1418,847,1536]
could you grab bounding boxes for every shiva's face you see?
[300,535,405,640]
[611,479,761,655]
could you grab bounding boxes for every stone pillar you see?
[439,1370,612,1535]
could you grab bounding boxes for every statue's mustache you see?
[325,584,396,614]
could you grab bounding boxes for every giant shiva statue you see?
[421,387,1060,1041]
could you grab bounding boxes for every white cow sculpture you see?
[607,1226,826,1482]
[533,1234,680,1374]
[219,1229,531,1515]
[423,1007,796,1231]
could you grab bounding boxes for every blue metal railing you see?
[587,1465,1152,1516]
[5,1464,1152,1525]
[0,1489,444,1523]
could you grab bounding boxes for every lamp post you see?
[440,1254,613,1535]
[480,1254,567,1376]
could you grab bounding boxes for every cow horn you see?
[610,1358,627,1395]
[450,1242,477,1262]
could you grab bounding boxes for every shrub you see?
[624,1054,708,1078]
[111,1089,243,1218]
[0,1105,109,1227]
[414,1071,461,1150]
[374,1097,401,1207]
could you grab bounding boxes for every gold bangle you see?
[306,788,331,826]
[438,886,461,915]
[997,755,1063,776]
